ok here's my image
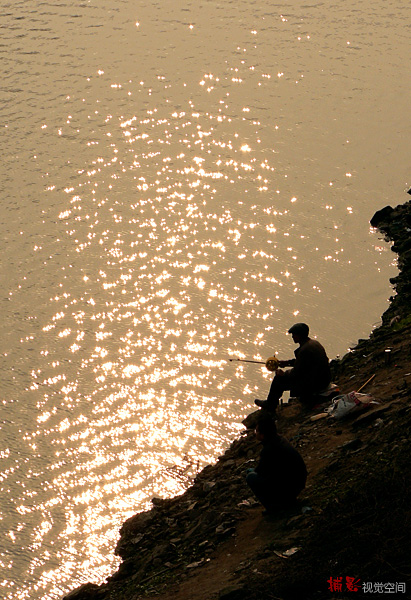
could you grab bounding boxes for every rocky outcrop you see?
[370,200,411,326]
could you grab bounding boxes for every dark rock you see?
[216,525,236,537]
[63,583,102,600]
[151,496,165,507]
[129,533,144,546]
[287,514,305,527]
[203,481,216,492]
[186,558,205,569]
[242,410,260,429]
[221,459,236,468]
[119,510,153,538]
[352,406,390,428]
[370,205,394,228]
[392,237,411,254]
[151,542,171,559]
[106,558,141,582]
[398,249,411,268]
[341,438,363,451]
[183,520,204,540]
[218,584,246,599]
[326,460,340,473]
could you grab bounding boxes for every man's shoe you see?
[254,399,268,408]
[254,399,277,414]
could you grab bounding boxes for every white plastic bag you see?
[327,391,376,419]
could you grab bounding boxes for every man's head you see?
[255,412,277,442]
[288,322,309,344]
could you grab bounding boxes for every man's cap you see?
[288,322,309,337]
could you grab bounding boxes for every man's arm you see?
[278,359,295,368]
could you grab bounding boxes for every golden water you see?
[0,1,408,598]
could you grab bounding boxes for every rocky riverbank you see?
[64,199,411,600]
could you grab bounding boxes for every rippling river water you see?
[1,1,409,598]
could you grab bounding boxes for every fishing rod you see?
[229,356,280,372]
[228,359,265,365]
[159,355,280,372]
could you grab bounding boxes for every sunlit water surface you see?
[0,1,409,598]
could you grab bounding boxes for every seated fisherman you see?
[246,412,307,514]
[255,322,331,412]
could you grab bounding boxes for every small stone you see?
[186,559,204,569]
[203,481,216,492]
[287,515,304,526]
[218,584,245,599]
[151,496,164,506]
[341,438,363,451]
[216,525,236,536]
[352,406,390,428]
[131,533,144,545]
[302,505,313,514]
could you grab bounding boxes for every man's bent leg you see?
[246,471,276,511]
[246,472,295,512]
[265,372,293,409]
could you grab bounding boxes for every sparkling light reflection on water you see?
[0,1,408,598]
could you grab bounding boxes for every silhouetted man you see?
[255,323,331,412]
[246,413,307,514]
